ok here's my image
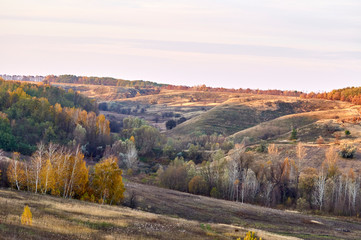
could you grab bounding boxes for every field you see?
[2,182,361,240]
[1,188,299,240]
[125,182,361,240]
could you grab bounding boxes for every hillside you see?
[2,183,361,240]
[169,96,352,138]
[125,182,361,240]
[229,105,361,144]
[0,187,298,240]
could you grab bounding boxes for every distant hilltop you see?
[0,74,44,82]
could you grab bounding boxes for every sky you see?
[1,0,360,92]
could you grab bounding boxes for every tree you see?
[124,141,139,170]
[39,158,54,194]
[133,125,162,155]
[7,152,26,190]
[160,157,188,192]
[188,176,208,195]
[312,168,327,210]
[63,148,88,198]
[290,128,297,140]
[177,117,187,124]
[165,119,177,130]
[92,157,125,205]
[21,205,32,225]
[30,142,46,193]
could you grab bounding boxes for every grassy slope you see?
[125,181,361,240]
[169,96,352,137]
[229,106,361,143]
[3,182,361,240]
[0,188,296,240]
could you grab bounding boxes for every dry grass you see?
[125,182,361,240]
[0,188,297,240]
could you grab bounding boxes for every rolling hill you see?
[169,96,353,138]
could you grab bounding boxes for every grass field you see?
[169,96,353,138]
[229,105,361,144]
[125,181,361,240]
[0,188,299,240]
[3,182,361,240]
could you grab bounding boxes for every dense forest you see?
[0,79,106,156]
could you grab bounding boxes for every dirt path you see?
[126,181,361,240]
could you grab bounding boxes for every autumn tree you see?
[7,152,26,190]
[21,205,32,225]
[188,176,208,195]
[92,156,125,205]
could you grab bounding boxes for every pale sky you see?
[1,0,361,92]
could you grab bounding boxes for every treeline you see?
[0,78,108,156]
[44,75,166,88]
[44,74,302,97]
[158,143,361,216]
[163,84,302,97]
[5,143,124,205]
[301,87,361,105]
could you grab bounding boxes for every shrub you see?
[345,130,351,136]
[21,205,32,226]
[339,143,356,158]
[210,187,219,198]
[255,142,267,153]
[165,119,177,130]
[177,117,187,124]
[188,176,208,195]
[316,136,325,145]
[237,231,262,240]
[296,197,310,211]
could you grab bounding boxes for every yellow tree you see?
[92,157,125,205]
[21,205,32,226]
[7,152,26,190]
[39,159,55,194]
[65,149,88,198]
[96,114,110,136]
[50,147,88,198]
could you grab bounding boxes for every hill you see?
[2,183,361,240]
[169,96,352,138]
[0,187,298,240]
[229,105,361,144]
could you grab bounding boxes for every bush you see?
[296,198,310,212]
[237,231,262,240]
[316,136,325,145]
[21,205,32,226]
[210,187,219,198]
[345,130,351,136]
[339,143,356,158]
[165,119,177,130]
[177,117,187,124]
[256,142,267,153]
[188,176,208,195]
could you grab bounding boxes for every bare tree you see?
[124,142,138,170]
[31,142,46,193]
[312,169,327,210]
